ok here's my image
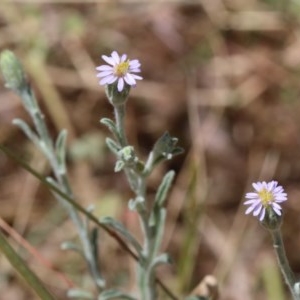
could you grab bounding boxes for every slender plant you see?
[96,51,183,299]
[0,50,105,299]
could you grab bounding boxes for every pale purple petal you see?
[129,59,140,67]
[131,74,143,80]
[107,76,118,84]
[275,196,287,202]
[253,182,262,191]
[129,63,141,72]
[245,205,256,215]
[259,208,266,221]
[274,189,283,195]
[111,51,120,64]
[253,204,263,216]
[102,55,116,66]
[97,70,114,78]
[130,68,141,73]
[244,199,260,205]
[121,54,127,62]
[273,206,282,215]
[96,65,113,71]
[267,181,276,191]
[245,192,259,199]
[124,73,136,85]
[100,75,117,85]
[117,78,124,91]
[272,202,282,210]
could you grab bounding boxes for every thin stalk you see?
[114,104,157,300]
[59,173,104,289]
[137,182,157,300]
[270,229,299,300]
[45,140,104,290]
[21,90,53,150]
[0,230,57,300]
[114,103,128,147]
[136,201,156,300]
[19,89,104,291]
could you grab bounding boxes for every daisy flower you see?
[96,51,142,92]
[244,181,287,221]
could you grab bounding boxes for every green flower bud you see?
[152,131,184,165]
[261,207,282,231]
[118,146,136,162]
[0,50,27,92]
[105,82,130,106]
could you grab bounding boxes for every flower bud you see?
[105,82,130,106]
[261,207,283,231]
[118,146,136,163]
[151,131,184,165]
[0,50,27,92]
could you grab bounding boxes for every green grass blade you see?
[0,230,57,300]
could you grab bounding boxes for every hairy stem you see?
[19,89,104,291]
[271,229,299,300]
[114,103,128,147]
[114,104,157,300]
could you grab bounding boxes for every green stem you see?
[0,230,57,300]
[138,182,157,300]
[270,229,299,299]
[59,174,105,290]
[19,88,105,291]
[21,90,53,150]
[114,104,128,147]
[114,102,157,300]
[138,229,157,300]
[137,202,156,300]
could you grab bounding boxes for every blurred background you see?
[1,1,300,299]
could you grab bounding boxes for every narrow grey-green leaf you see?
[114,160,124,172]
[98,289,136,300]
[151,208,166,258]
[155,170,175,208]
[67,288,94,299]
[99,217,142,254]
[55,129,67,174]
[149,253,171,271]
[12,118,40,146]
[32,109,53,149]
[172,146,184,156]
[105,137,120,155]
[60,241,81,253]
[100,118,118,138]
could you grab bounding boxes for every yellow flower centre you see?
[114,60,130,77]
[258,189,274,207]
